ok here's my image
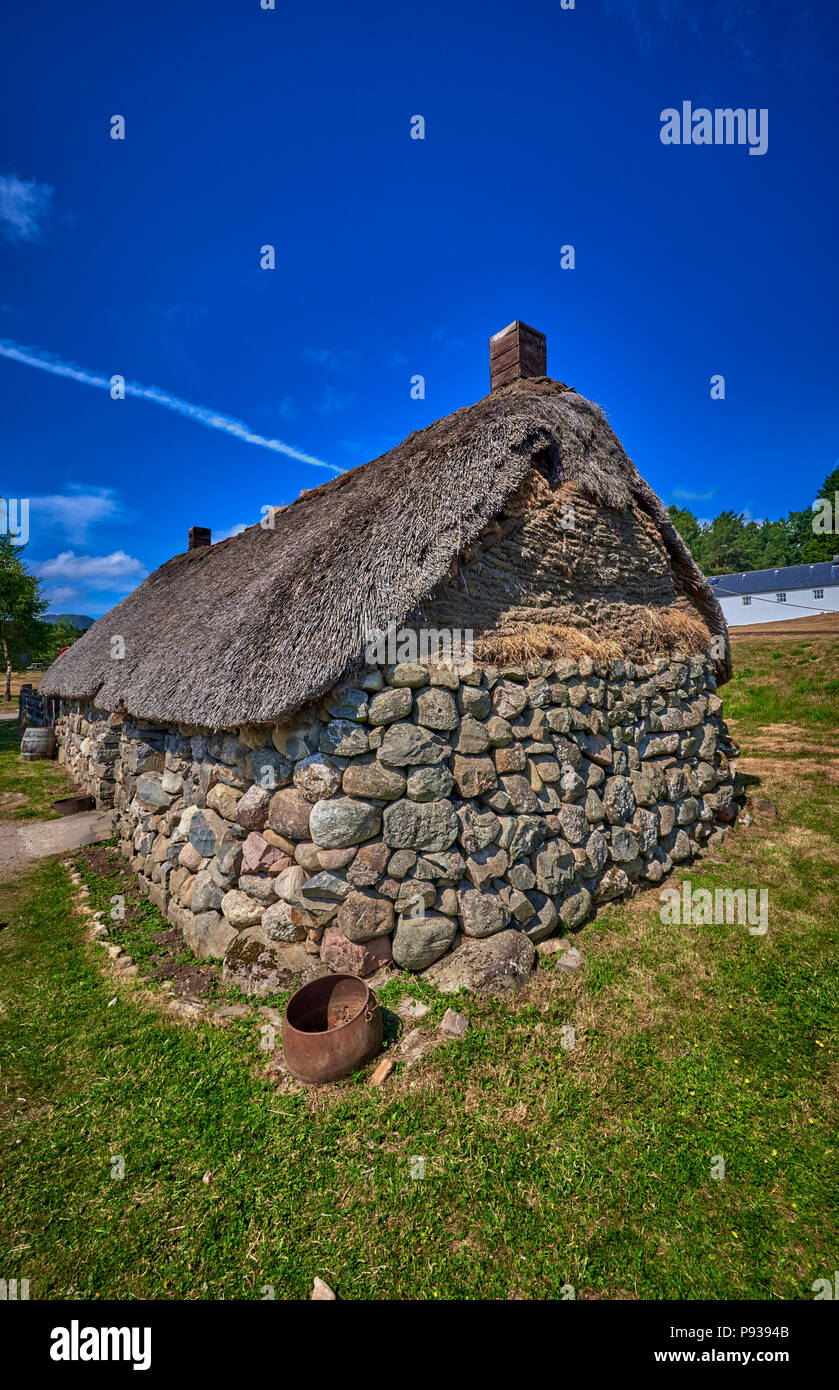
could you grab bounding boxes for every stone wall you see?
[54,653,739,992]
[18,684,59,729]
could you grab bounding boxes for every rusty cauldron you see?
[282,974,383,1085]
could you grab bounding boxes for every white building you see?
[709,558,839,627]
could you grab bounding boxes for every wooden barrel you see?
[20,726,57,761]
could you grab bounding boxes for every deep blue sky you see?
[1,0,837,616]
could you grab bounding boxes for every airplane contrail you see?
[0,338,341,473]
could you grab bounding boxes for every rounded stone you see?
[336,889,395,942]
[293,754,342,804]
[309,797,382,848]
[458,888,508,938]
[221,890,264,928]
[368,687,414,726]
[342,759,406,801]
[415,687,459,731]
[391,914,457,971]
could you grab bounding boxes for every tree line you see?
[666,465,839,576]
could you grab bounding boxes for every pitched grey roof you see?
[709,560,839,597]
[40,377,730,726]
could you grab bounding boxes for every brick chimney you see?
[188,526,211,550]
[489,321,547,392]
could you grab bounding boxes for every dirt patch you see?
[145,945,218,999]
[0,792,28,808]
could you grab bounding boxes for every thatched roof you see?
[41,377,730,726]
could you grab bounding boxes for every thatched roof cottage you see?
[42,323,737,993]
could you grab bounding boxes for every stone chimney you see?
[188,526,211,550]
[489,321,547,392]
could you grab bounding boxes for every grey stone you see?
[382,799,458,852]
[508,861,536,892]
[326,688,368,722]
[498,814,547,862]
[391,914,457,970]
[182,911,236,960]
[492,681,529,719]
[390,662,429,688]
[261,898,306,943]
[405,765,454,802]
[188,809,232,858]
[559,887,592,929]
[485,716,513,747]
[309,797,382,848]
[596,864,630,902]
[456,716,491,754]
[222,928,323,995]
[439,1008,470,1038]
[249,749,294,792]
[423,929,536,994]
[135,775,172,810]
[378,722,449,767]
[584,790,605,823]
[457,806,501,854]
[534,839,574,895]
[523,891,559,942]
[459,686,491,718]
[415,687,459,731]
[293,753,342,803]
[320,719,370,757]
[458,888,508,938]
[299,871,351,903]
[559,803,588,846]
[342,759,406,801]
[191,868,226,914]
[555,946,585,973]
[603,775,636,825]
[368,687,414,725]
[611,826,640,863]
[465,845,508,890]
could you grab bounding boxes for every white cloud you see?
[0,173,55,243]
[44,585,82,606]
[29,486,123,543]
[0,338,340,473]
[214,522,250,541]
[34,550,148,589]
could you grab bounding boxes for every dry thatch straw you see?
[41,377,730,727]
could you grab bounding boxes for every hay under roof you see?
[40,376,730,727]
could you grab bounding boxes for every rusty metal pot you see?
[282,973,383,1085]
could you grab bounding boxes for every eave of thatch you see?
[40,378,730,726]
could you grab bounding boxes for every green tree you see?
[802,464,839,563]
[41,620,84,663]
[697,510,754,575]
[666,504,701,550]
[0,532,48,702]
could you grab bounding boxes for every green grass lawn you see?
[0,719,76,819]
[0,634,836,1300]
